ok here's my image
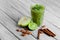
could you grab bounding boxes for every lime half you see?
[28,21,38,30]
[18,17,31,27]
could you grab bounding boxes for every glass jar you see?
[31,4,45,26]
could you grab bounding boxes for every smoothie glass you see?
[31,4,45,26]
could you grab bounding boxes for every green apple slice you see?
[28,21,38,30]
[18,17,31,27]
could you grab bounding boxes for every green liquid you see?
[31,4,45,26]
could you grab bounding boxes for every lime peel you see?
[28,21,38,30]
[18,17,31,27]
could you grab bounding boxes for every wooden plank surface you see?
[0,24,18,40]
[0,10,36,40]
[0,0,56,40]
[16,0,60,40]
[0,0,60,40]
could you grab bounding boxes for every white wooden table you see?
[0,0,60,40]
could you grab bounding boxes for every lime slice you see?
[28,21,38,30]
[18,17,31,27]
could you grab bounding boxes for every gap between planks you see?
[0,23,18,40]
[0,0,59,39]
[0,8,36,40]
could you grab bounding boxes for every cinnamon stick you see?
[42,25,56,37]
[37,29,43,39]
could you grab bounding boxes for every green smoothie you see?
[31,4,45,26]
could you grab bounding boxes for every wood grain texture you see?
[17,0,60,40]
[0,24,18,40]
[0,0,60,40]
[0,7,36,40]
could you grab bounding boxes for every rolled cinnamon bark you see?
[37,29,43,39]
[42,25,56,37]
[42,29,56,37]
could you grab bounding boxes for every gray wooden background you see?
[0,0,60,40]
